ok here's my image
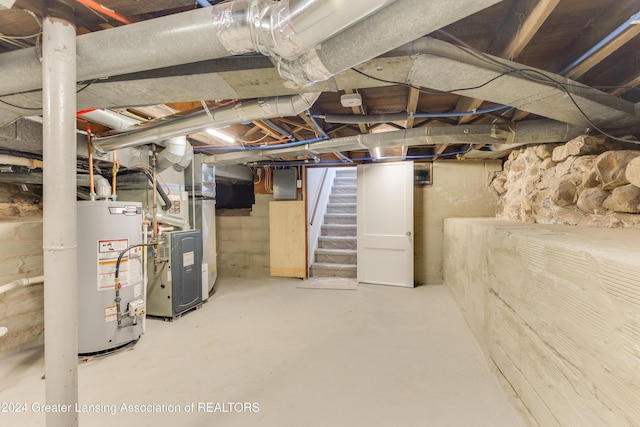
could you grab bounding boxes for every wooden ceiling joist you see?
[252,121,286,140]
[405,88,421,129]
[344,89,368,134]
[456,0,560,125]
[611,74,640,97]
[491,0,561,61]
[564,20,640,80]
[278,117,314,133]
[298,113,320,136]
[434,144,450,161]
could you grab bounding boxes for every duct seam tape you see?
[277,48,332,87]
[258,100,276,116]
[213,1,253,55]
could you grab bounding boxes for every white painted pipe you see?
[0,154,43,168]
[156,136,193,172]
[42,11,79,427]
[78,109,141,131]
[0,275,44,295]
[93,175,112,199]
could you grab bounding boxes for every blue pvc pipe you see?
[307,109,330,139]
[312,104,509,122]
[195,0,211,7]
[263,118,296,141]
[559,11,640,76]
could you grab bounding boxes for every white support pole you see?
[42,4,78,427]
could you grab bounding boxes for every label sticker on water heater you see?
[99,239,128,253]
[97,239,130,291]
[105,305,117,323]
[183,251,195,267]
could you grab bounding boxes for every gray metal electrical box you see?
[273,169,297,200]
[147,230,203,319]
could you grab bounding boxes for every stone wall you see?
[494,135,640,227]
[216,194,272,278]
[0,183,42,220]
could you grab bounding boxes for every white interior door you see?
[357,161,414,287]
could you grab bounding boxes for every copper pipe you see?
[111,150,118,199]
[86,123,96,199]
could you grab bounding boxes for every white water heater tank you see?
[77,200,144,354]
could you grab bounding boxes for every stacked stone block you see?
[494,135,640,227]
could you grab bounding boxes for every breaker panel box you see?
[147,229,203,319]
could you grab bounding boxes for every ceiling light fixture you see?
[206,128,235,144]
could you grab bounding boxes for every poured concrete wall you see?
[444,218,640,426]
[217,194,272,277]
[0,221,43,355]
[414,161,500,285]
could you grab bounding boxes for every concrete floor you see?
[0,278,525,427]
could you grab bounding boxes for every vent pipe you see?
[276,0,505,85]
[155,136,194,172]
[92,93,319,153]
[207,119,588,165]
[0,0,397,97]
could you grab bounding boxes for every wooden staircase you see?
[310,169,357,278]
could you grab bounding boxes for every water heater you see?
[77,200,144,354]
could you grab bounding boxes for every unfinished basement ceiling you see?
[0,0,638,165]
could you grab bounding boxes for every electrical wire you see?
[0,31,41,40]
[0,9,42,40]
[355,32,639,143]
[127,163,172,196]
[505,68,639,143]
[75,0,132,25]
[437,30,639,143]
[351,67,515,95]
[263,166,273,194]
[76,79,97,94]
[353,52,638,97]
[114,243,155,279]
[253,169,262,185]
[240,133,269,144]
[0,79,99,111]
[0,98,41,111]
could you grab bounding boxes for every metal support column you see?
[42,2,78,426]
